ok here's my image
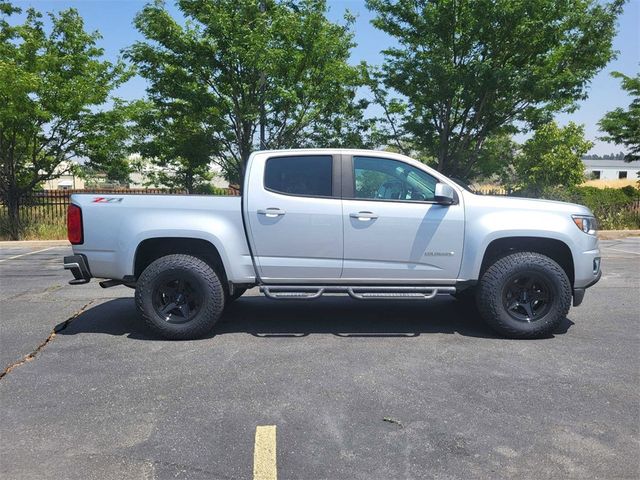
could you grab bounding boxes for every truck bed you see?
[70,193,255,283]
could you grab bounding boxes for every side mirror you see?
[434,183,456,205]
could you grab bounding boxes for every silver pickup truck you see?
[64,149,601,339]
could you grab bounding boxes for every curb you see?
[0,239,69,248]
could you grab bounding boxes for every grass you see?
[0,207,66,241]
[596,210,640,230]
[13,221,67,241]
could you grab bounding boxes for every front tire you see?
[477,252,571,339]
[135,254,225,340]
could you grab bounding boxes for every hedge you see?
[536,185,640,230]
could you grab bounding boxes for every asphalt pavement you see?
[0,239,639,479]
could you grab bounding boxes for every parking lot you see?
[0,239,638,479]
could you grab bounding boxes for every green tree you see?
[514,122,592,194]
[599,71,640,162]
[129,100,218,192]
[127,0,369,188]
[475,133,518,181]
[366,0,624,181]
[81,100,147,185]
[0,2,129,239]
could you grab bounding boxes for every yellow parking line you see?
[253,425,277,480]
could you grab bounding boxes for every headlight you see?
[572,215,598,235]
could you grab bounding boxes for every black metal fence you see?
[0,188,240,239]
[14,189,185,224]
[474,186,510,196]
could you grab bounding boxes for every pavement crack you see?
[383,417,405,429]
[0,300,96,381]
[3,283,64,301]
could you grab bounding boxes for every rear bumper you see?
[64,254,92,285]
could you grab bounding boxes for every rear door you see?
[245,153,343,281]
[341,155,464,282]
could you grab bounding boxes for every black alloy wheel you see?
[152,275,202,324]
[502,272,553,323]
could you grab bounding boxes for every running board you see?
[260,285,456,300]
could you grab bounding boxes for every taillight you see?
[67,204,83,244]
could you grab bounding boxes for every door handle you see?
[350,211,378,221]
[257,208,286,218]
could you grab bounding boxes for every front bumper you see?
[573,269,602,306]
[571,237,602,307]
[64,254,92,285]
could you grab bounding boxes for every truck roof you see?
[251,148,406,156]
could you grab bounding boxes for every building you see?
[41,162,85,190]
[42,174,85,190]
[127,154,230,189]
[583,159,639,180]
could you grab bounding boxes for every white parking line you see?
[603,247,640,255]
[253,425,277,480]
[0,247,57,263]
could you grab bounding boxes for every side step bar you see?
[261,285,456,300]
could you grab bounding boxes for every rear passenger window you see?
[264,155,332,197]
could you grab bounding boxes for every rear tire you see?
[477,252,571,339]
[135,254,225,340]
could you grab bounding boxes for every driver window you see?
[353,156,437,202]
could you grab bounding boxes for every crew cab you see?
[64,149,601,339]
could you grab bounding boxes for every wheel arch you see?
[133,237,228,288]
[479,237,575,286]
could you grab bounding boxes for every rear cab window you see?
[264,155,333,197]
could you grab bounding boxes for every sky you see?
[10,0,640,156]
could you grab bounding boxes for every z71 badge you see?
[92,197,123,203]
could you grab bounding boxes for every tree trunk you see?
[238,122,254,192]
[438,149,446,172]
[238,152,249,194]
[2,130,22,240]
[5,189,21,241]
[438,114,450,173]
[437,139,448,173]
[185,170,194,194]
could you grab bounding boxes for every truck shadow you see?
[57,296,574,341]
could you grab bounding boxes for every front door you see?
[245,154,343,281]
[341,155,464,282]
